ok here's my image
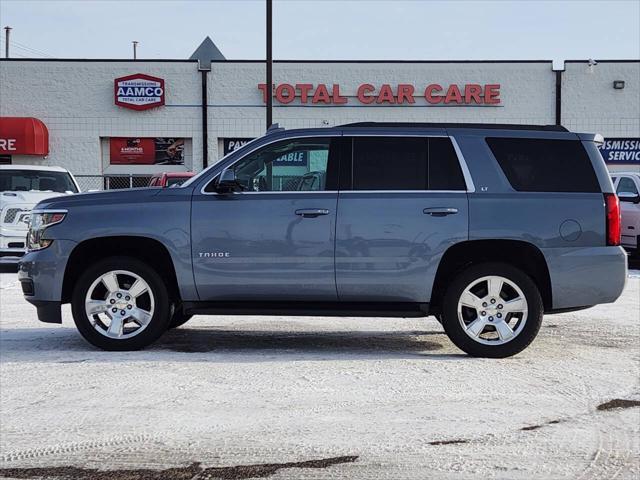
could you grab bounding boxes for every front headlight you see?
[27,211,67,251]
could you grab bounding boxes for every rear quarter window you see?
[486,137,600,193]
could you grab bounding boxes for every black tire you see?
[441,262,543,358]
[71,256,171,351]
[168,308,192,329]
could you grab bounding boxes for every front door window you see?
[221,138,331,192]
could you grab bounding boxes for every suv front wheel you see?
[71,257,171,351]
[441,262,543,358]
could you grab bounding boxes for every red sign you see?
[114,74,165,111]
[110,138,156,164]
[258,83,501,105]
[109,138,185,165]
[0,117,49,155]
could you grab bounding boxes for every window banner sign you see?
[110,138,185,165]
[598,138,640,164]
[273,151,308,166]
[223,138,253,156]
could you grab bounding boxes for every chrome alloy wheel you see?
[457,275,528,345]
[84,270,155,340]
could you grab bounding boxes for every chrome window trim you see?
[199,132,475,195]
[216,190,339,195]
[338,190,467,194]
[449,137,476,193]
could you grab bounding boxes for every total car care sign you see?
[114,74,165,111]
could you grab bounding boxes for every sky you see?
[0,0,638,65]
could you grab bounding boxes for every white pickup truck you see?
[612,172,640,256]
[0,165,80,264]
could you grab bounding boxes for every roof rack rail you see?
[339,122,569,132]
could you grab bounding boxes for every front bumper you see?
[18,239,77,324]
[0,232,28,263]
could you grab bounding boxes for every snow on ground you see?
[0,270,639,480]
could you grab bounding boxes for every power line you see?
[11,39,55,58]
[0,38,55,58]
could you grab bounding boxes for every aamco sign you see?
[114,74,165,111]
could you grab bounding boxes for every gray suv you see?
[18,123,627,357]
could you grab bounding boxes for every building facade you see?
[0,49,638,188]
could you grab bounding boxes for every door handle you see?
[423,207,459,217]
[295,208,330,218]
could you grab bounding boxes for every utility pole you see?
[266,0,273,130]
[132,41,138,60]
[4,26,11,58]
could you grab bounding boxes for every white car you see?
[611,172,640,255]
[0,165,80,264]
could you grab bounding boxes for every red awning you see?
[0,117,49,155]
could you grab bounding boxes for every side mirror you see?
[216,169,241,192]
[618,192,640,204]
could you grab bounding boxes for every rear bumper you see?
[621,234,639,251]
[542,246,627,310]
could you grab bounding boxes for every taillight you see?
[604,193,621,246]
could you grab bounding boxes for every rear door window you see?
[428,137,466,190]
[350,137,466,191]
[486,138,600,193]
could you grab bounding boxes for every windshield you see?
[180,136,262,188]
[0,170,78,193]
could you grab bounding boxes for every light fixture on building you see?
[613,80,625,90]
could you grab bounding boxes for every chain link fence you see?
[74,175,304,192]
[75,175,152,192]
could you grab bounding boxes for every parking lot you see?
[0,266,639,480]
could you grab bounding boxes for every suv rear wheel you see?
[71,257,171,351]
[441,262,543,358]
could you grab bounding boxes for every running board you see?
[182,301,430,318]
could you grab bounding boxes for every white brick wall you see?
[1,59,638,174]
[562,61,640,137]
[206,61,556,163]
[562,61,640,174]
[0,60,202,174]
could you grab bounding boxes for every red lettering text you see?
[444,85,463,104]
[357,83,376,104]
[332,84,347,104]
[312,84,331,104]
[377,84,396,104]
[424,84,444,104]
[296,83,313,103]
[464,84,482,104]
[397,84,415,104]
[484,84,501,104]
[275,83,295,104]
